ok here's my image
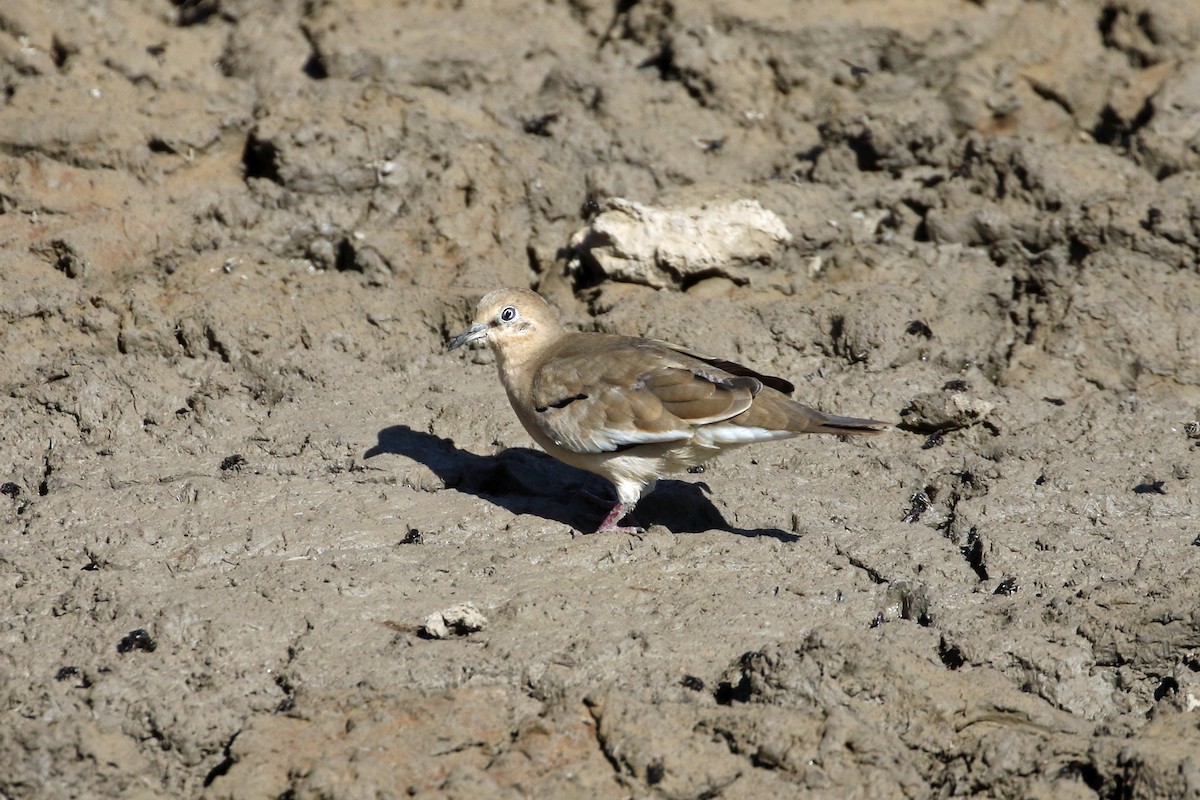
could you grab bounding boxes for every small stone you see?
[567,197,792,289]
[117,628,157,653]
[420,603,487,639]
[900,391,994,433]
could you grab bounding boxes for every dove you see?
[449,288,888,533]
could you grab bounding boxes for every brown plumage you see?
[449,288,888,533]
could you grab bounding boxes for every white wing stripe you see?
[695,426,795,446]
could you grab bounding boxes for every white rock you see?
[420,602,487,639]
[568,197,793,289]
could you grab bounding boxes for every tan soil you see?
[2,0,1199,798]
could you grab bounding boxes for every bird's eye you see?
[499,306,517,322]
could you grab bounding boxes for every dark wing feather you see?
[650,339,795,394]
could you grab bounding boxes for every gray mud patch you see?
[2,1,1200,798]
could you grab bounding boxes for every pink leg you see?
[596,501,643,535]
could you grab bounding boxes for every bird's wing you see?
[530,338,761,454]
[649,339,796,394]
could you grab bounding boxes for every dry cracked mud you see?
[2,0,1199,798]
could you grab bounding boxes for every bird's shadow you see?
[365,425,798,541]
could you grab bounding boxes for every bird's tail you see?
[726,391,890,436]
[807,412,890,435]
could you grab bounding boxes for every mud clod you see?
[116,629,157,654]
[906,320,933,338]
[902,490,932,523]
[219,454,247,471]
[899,391,995,433]
[420,603,487,639]
[993,577,1020,596]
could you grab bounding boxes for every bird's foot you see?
[596,502,644,537]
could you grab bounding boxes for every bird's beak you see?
[448,322,488,351]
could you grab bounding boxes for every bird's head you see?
[448,287,564,363]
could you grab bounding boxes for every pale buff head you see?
[448,288,564,364]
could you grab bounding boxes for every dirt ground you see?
[3,0,1200,797]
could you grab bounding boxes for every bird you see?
[448,287,888,534]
